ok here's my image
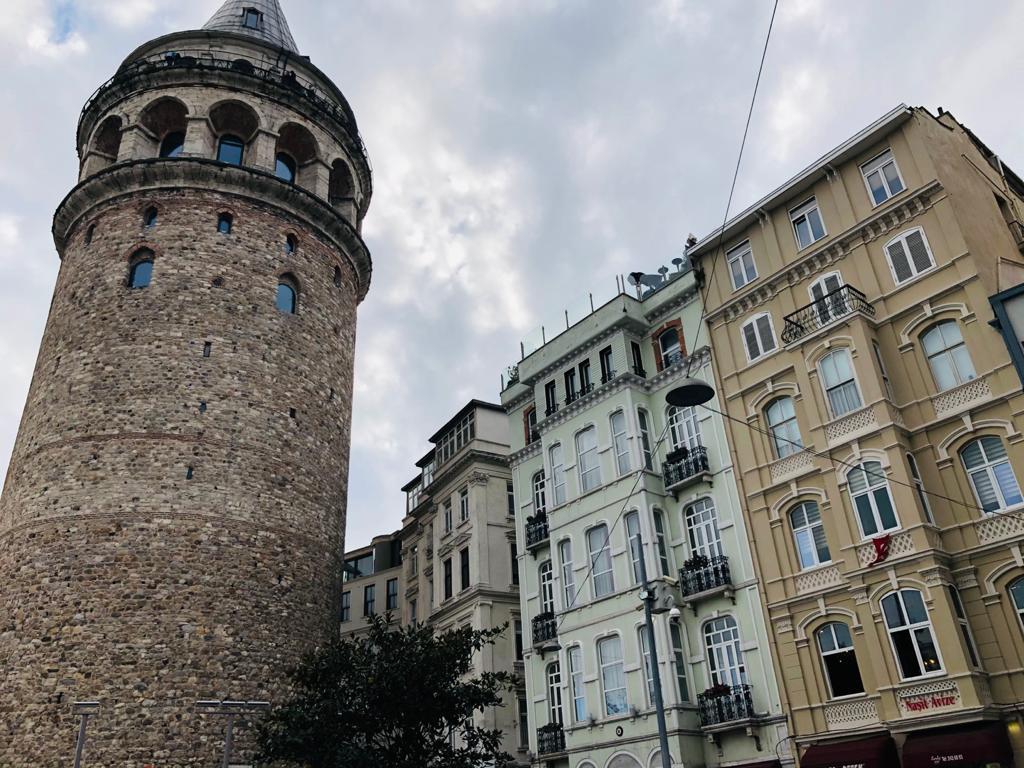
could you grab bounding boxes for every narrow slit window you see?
[143,207,158,228]
[128,251,154,289]
[276,278,298,314]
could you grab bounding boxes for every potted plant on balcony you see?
[702,682,733,699]
[683,553,710,572]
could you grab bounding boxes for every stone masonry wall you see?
[0,187,359,766]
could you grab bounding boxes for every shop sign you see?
[899,690,958,713]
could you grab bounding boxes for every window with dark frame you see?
[544,381,558,414]
[599,346,614,382]
[579,359,592,394]
[460,547,470,591]
[563,368,577,403]
[217,213,232,234]
[631,341,645,376]
[340,591,350,622]
[507,480,515,517]
[510,541,519,585]
[386,578,398,610]
[443,558,453,600]
[816,622,864,697]
[514,619,523,660]
[363,584,375,616]
[243,8,261,28]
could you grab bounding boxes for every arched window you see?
[275,152,297,183]
[766,397,802,458]
[819,348,861,418]
[548,443,566,506]
[330,158,355,204]
[685,497,723,559]
[922,321,975,391]
[143,207,158,228]
[847,461,898,537]
[790,501,830,569]
[960,436,1023,513]
[625,511,642,584]
[532,470,546,515]
[128,250,154,289]
[597,635,627,715]
[85,224,95,245]
[668,405,701,451]
[545,661,564,725]
[91,115,123,161]
[217,213,233,234]
[276,277,298,314]
[576,425,600,492]
[159,131,185,158]
[558,538,575,608]
[659,328,681,367]
[538,560,555,614]
[587,524,614,598]
[523,405,538,443]
[881,589,942,679]
[567,645,586,721]
[285,234,297,255]
[704,616,746,687]
[333,265,343,288]
[217,134,245,166]
[816,623,864,697]
[1010,578,1024,632]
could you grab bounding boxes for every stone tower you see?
[0,1,371,764]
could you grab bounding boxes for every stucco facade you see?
[687,105,1024,768]
[500,267,787,768]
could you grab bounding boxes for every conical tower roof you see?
[203,0,299,53]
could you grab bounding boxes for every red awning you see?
[902,721,1013,768]
[800,735,899,768]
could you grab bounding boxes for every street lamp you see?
[636,529,674,768]
[665,377,714,407]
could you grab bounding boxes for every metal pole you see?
[636,529,673,768]
[221,714,236,768]
[72,713,89,768]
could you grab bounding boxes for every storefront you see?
[800,734,900,768]
[902,722,1014,768]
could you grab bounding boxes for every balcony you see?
[537,723,566,755]
[525,513,550,552]
[662,446,711,494]
[600,370,617,384]
[781,285,875,345]
[697,684,757,732]
[532,611,560,652]
[678,554,732,609]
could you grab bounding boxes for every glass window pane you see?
[931,356,958,390]
[818,625,836,653]
[130,260,153,288]
[914,627,942,672]
[882,595,905,628]
[883,162,904,194]
[994,462,1023,506]
[795,529,816,569]
[868,171,887,204]
[855,495,878,536]
[961,440,986,469]
[1010,579,1024,612]
[813,524,831,562]
[951,346,975,380]
[873,487,897,530]
[795,218,811,248]
[833,622,853,647]
[892,629,923,678]
[971,469,1000,512]
[902,590,927,623]
[808,208,825,240]
[276,283,295,313]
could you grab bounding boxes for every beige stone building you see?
[339,531,403,638]
[687,104,1024,768]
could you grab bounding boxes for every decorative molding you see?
[976,511,1024,545]
[932,376,992,419]
[769,451,815,483]
[824,698,879,730]
[825,406,878,446]
[795,565,844,595]
[898,302,972,348]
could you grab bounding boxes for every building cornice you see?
[424,448,509,497]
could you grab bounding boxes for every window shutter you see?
[757,315,776,352]
[743,322,760,359]
[886,239,913,283]
[905,230,933,273]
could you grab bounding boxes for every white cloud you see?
[89,0,160,28]
[3,0,87,60]
[0,215,18,247]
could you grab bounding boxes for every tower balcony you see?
[697,683,758,732]
[537,723,566,755]
[531,611,560,652]
[781,285,875,345]
[525,513,550,553]
[678,554,733,610]
[662,446,711,494]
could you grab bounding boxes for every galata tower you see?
[0,1,371,764]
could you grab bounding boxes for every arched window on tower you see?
[143,207,158,228]
[217,213,233,234]
[141,97,189,160]
[217,135,245,166]
[128,250,154,289]
[275,152,297,183]
[276,275,298,314]
[285,234,298,255]
[159,132,185,158]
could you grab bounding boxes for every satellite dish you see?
[628,272,644,286]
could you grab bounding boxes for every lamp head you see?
[666,378,715,407]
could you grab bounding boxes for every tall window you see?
[275,152,297,183]
[517,695,529,746]
[659,328,681,367]
[544,381,558,414]
[847,461,899,537]
[514,620,523,659]
[576,426,601,493]
[559,539,576,608]
[568,645,586,722]
[564,368,577,402]
[625,512,643,584]
[533,471,547,514]
[217,134,245,166]
[363,584,375,616]
[128,253,154,289]
[790,501,830,569]
[286,234,298,255]
[598,636,627,715]
[873,340,894,400]
[766,397,802,458]
[159,131,185,158]
[599,346,614,382]
[276,279,297,314]
[386,578,398,610]
[579,359,592,392]
[510,542,519,586]
[669,622,689,702]
[816,623,864,697]
[443,500,452,532]
[685,498,723,558]
[907,453,934,524]
[819,348,861,418]
[638,627,655,706]
[790,197,826,249]
[948,586,980,668]
[340,591,350,622]
[631,341,645,376]
[459,487,469,521]
[610,411,631,475]
[861,148,905,205]
[922,321,976,390]
[588,524,614,598]
[549,444,566,505]
[443,558,453,600]
[810,272,846,324]
[539,560,555,614]
[507,480,515,517]
[653,510,671,576]
[668,405,701,451]
[881,589,942,679]
[727,240,757,290]
[143,206,158,227]
[1010,578,1024,631]
[884,228,935,284]
[546,662,564,725]
[741,313,777,361]
[524,406,538,443]
[636,409,654,470]
[961,436,1023,513]
[704,616,746,687]
[460,547,470,591]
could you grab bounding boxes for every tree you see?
[257,614,518,768]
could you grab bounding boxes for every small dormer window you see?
[243,9,261,29]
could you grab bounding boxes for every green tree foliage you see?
[257,614,517,768]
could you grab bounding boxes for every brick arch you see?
[208,98,261,142]
[650,318,684,372]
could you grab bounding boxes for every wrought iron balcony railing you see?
[532,611,558,647]
[600,370,617,384]
[697,683,755,728]
[662,446,710,490]
[525,514,550,550]
[678,554,731,599]
[633,365,647,378]
[781,285,874,344]
[544,403,559,417]
[537,723,566,755]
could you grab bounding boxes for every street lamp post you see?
[636,528,673,768]
[72,701,100,768]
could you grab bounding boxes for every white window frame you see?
[668,405,701,452]
[790,197,827,250]
[637,408,654,470]
[860,148,905,207]
[766,396,802,459]
[539,559,555,614]
[653,509,671,576]
[625,511,642,585]
[459,486,469,522]
[818,348,863,419]
[816,622,865,699]
[533,470,547,515]
[587,524,615,598]
[669,621,689,703]
[638,626,655,707]
[546,661,564,725]
[568,645,587,722]
[597,635,628,716]
[881,589,945,680]
[704,616,746,687]
[947,585,981,669]
[1010,578,1024,633]
[727,240,757,291]
[960,436,1024,514]
[884,227,936,285]
[548,443,566,506]
[610,410,631,476]
[847,460,900,539]
[922,320,976,391]
[906,452,934,524]
[443,500,453,532]
[741,312,777,362]
[576,425,601,494]
[559,538,576,609]
[790,500,831,570]
[685,497,724,559]
[872,340,894,401]
[658,328,682,368]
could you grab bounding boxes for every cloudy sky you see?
[1,0,1022,549]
